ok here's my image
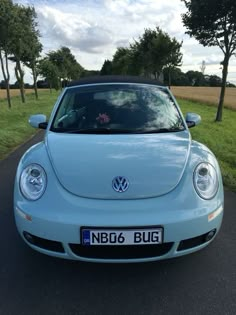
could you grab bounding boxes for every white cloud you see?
[34,0,189,67]
[37,5,114,53]
[1,0,235,84]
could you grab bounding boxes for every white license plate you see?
[81,228,163,246]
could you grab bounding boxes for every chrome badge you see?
[112,176,129,193]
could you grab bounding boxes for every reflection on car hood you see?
[46,131,191,199]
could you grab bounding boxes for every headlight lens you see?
[193,162,218,199]
[20,164,47,200]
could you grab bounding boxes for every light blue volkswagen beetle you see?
[14,76,224,262]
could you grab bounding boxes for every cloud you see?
[37,6,114,54]
[34,0,186,67]
[4,0,235,84]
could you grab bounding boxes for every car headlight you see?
[193,162,219,200]
[20,164,47,200]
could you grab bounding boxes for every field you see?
[171,86,236,110]
[0,89,49,99]
[0,89,235,192]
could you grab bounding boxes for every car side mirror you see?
[29,114,48,129]
[185,112,201,128]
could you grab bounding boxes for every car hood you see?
[46,131,191,199]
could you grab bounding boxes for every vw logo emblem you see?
[112,176,129,193]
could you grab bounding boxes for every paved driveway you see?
[0,132,235,315]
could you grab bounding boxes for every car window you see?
[51,84,185,133]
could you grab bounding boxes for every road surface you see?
[0,132,235,315]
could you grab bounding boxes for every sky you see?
[3,0,236,84]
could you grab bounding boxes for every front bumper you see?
[14,196,224,262]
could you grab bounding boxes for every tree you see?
[186,70,206,86]
[105,27,182,80]
[182,0,236,121]
[162,36,183,87]
[38,58,60,92]
[135,28,182,80]
[111,47,131,75]
[48,47,83,88]
[0,0,14,108]
[110,45,141,75]
[208,75,222,87]
[8,4,41,103]
[22,25,42,100]
[100,59,113,75]
[163,68,190,86]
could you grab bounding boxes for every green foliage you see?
[0,0,14,51]
[111,47,139,75]
[100,27,183,79]
[136,27,182,78]
[47,46,83,84]
[9,4,41,62]
[179,98,236,192]
[207,75,222,87]
[100,60,113,75]
[182,0,236,49]
[163,68,190,86]
[163,68,232,87]
[185,70,206,86]
[38,58,60,90]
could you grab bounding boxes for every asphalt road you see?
[0,132,235,315]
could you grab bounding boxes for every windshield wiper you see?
[62,128,135,134]
[52,127,185,134]
[136,127,185,134]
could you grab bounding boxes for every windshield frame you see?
[49,82,187,134]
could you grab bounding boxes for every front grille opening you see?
[177,229,217,251]
[69,243,174,259]
[23,231,65,253]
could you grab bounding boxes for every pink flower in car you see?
[96,113,111,124]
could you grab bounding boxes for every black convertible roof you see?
[67,75,164,87]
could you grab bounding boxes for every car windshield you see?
[51,83,185,134]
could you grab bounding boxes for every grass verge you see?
[178,99,236,192]
[0,92,235,192]
[0,90,59,160]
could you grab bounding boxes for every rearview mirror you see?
[185,112,201,128]
[29,114,48,129]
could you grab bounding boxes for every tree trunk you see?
[5,51,11,108]
[215,54,229,122]
[49,82,52,94]
[0,49,11,109]
[32,66,38,100]
[5,81,11,108]
[15,60,25,103]
[168,68,171,89]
